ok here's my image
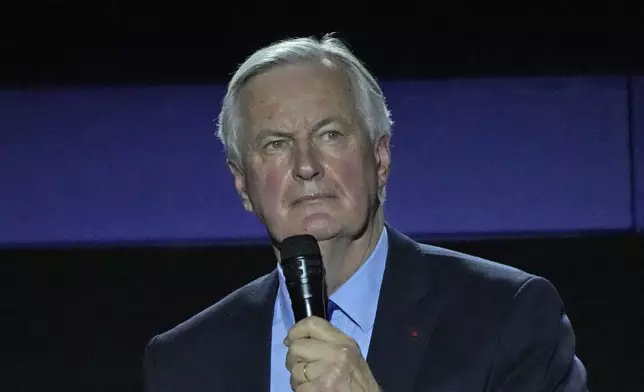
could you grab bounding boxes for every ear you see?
[227,159,254,212]
[374,135,391,191]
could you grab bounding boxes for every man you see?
[143,35,588,392]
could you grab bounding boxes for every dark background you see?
[2,9,644,392]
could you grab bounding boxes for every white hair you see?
[216,33,393,167]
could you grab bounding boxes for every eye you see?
[264,139,287,150]
[322,130,342,140]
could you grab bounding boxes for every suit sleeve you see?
[488,276,588,392]
[143,336,161,392]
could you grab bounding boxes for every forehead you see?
[240,60,356,128]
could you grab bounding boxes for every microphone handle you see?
[282,255,328,322]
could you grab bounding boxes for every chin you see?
[303,228,340,242]
[297,214,342,240]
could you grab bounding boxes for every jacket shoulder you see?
[145,270,277,361]
[419,242,535,289]
[414,241,564,330]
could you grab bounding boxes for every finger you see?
[285,316,347,345]
[302,360,327,381]
[286,339,334,368]
[289,360,327,389]
[289,361,307,388]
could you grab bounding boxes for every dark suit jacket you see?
[143,226,587,391]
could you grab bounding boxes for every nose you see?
[292,141,323,181]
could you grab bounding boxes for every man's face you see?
[229,60,390,243]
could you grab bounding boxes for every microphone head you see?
[278,234,327,322]
[279,234,321,261]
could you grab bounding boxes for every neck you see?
[319,209,385,294]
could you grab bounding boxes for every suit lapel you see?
[226,270,278,392]
[367,226,442,392]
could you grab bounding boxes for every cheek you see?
[249,166,290,208]
[333,156,373,202]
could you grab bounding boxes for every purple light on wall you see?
[382,76,631,236]
[0,77,633,246]
[0,85,259,245]
[632,76,644,232]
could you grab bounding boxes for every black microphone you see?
[279,234,329,322]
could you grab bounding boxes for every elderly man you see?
[143,35,587,392]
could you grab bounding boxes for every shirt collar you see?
[274,227,389,332]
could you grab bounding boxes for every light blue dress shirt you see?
[270,228,389,391]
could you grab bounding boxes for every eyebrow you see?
[311,116,342,132]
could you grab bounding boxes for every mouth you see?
[291,193,336,206]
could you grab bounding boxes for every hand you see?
[284,316,381,392]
